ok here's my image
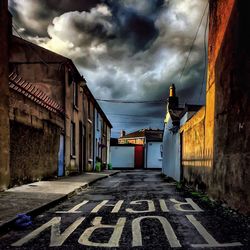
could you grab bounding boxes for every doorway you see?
[79,122,86,173]
[58,134,64,176]
[135,145,144,169]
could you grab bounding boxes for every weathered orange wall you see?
[180,107,211,191]
[181,0,250,214]
[210,0,250,213]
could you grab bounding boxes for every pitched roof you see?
[119,129,163,141]
[120,129,145,139]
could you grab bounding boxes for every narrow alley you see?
[0,170,249,249]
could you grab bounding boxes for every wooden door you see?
[135,145,144,169]
[57,134,64,176]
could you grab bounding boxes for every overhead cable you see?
[177,2,209,85]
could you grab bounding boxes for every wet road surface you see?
[0,170,249,249]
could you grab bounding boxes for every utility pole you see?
[0,0,10,190]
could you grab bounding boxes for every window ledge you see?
[70,155,76,159]
[73,105,79,111]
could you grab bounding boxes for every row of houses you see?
[162,0,250,215]
[111,129,163,169]
[0,9,112,190]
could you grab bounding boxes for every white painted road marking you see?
[170,198,204,212]
[132,216,181,248]
[11,199,243,248]
[55,198,203,214]
[159,199,170,212]
[126,200,156,213]
[186,215,243,248]
[78,217,126,247]
[91,200,124,213]
[56,200,89,214]
[12,217,85,247]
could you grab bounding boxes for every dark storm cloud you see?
[93,75,132,99]
[9,0,101,36]
[103,0,161,52]
[10,0,208,136]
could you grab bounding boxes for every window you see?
[88,99,91,119]
[96,138,98,157]
[70,122,76,156]
[88,133,92,159]
[97,113,99,131]
[73,81,78,108]
[82,95,84,113]
[101,119,103,134]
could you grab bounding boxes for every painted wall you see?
[146,142,162,169]
[111,146,135,168]
[180,107,207,190]
[107,126,111,164]
[162,117,181,181]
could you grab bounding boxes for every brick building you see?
[0,8,112,189]
[9,35,112,177]
[118,129,163,145]
[8,73,64,185]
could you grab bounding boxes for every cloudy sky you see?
[9,0,209,137]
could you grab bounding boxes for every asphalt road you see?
[0,170,249,249]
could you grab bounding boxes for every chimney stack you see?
[120,130,126,137]
[167,84,179,111]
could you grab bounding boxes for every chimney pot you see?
[120,130,126,137]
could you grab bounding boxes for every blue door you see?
[58,134,64,176]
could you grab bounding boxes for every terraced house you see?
[0,11,112,189]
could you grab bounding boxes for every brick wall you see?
[10,121,60,185]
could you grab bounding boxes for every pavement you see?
[0,170,119,232]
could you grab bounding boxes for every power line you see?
[96,98,166,104]
[108,115,162,120]
[107,113,163,117]
[177,2,209,85]
[199,10,209,101]
[112,121,163,124]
